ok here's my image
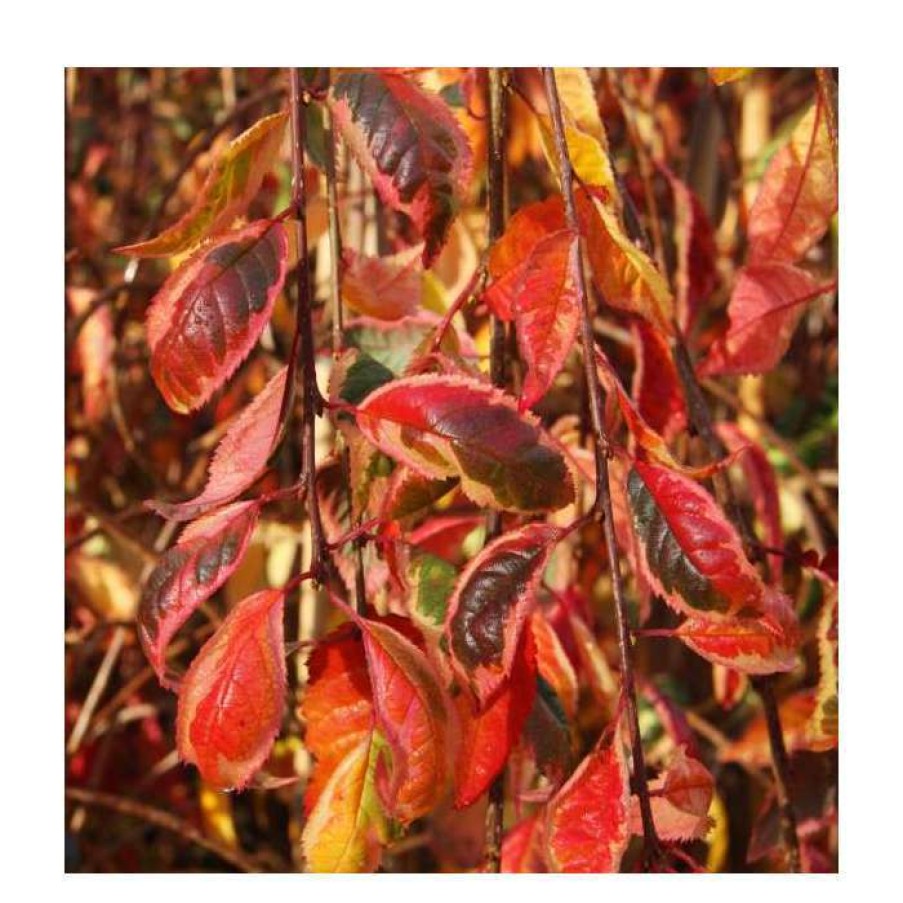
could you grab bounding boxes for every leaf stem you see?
[541,66,662,868]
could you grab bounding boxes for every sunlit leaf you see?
[146,219,288,413]
[342,246,422,320]
[747,97,837,265]
[445,522,559,705]
[116,112,288,257]
[331,71,472,264]
[139,500,260,687]
[176,588,286,790]
[709,68,754,86]
[545,731,630,872]
[149,366,287,520]
[356,375,575,513]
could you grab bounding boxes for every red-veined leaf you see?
[630,746,714,842]
[502,813,547,873]
[454,630,537,809]
[631,320,687,439]
[115,112,288,258]
[510,229,581,410]
[302,736,388,873]
[358,617,453,823]
[355,374,575,513]
[146,219,288,413]
[330,71,472,265]
[176,588,286,790]
[341,246,422,320]
[700,263,835,376]
[138,500,260,687]
[444,522,559,706]
[149,366,286,521]
[626,460,779,621]
[545,731,630,872]
[747,97,837,265]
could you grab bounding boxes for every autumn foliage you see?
[65,67,838,873]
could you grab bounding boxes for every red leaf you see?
[138,500,260,687]
[355,374,575,513]
[146,219,288,413]
[530,610,578,720]
[331,71,472,265]
[115,112,288,258]
[631,320,687,439]
[358,617,453,823]
[149,366,286,521]
[747,97,837,265]
[661,167,717,336]
[454,629,537,809]
[717,421,784,582]
[176,588,286,790]
[700,263,834,376]
[341,246,422,320]
[630,746,714,842]
[545,732,630,872]
[502,813,547,873]
[301,625,375,814]
[511,229,581,410]
[444,522,559,706]
[626,460,786,622]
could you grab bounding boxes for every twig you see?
[815,68,839,173]
[483,66,509,874]
[542,66,662,868]
[289,70,328,582]
[65,787,264,873]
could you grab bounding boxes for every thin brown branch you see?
[541,66,662,868]
[65,787,265,872]
[289,69,328,581]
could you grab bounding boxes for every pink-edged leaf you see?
[149,366,286,521]
[116,112,288,258]
[511,229,581,410]
[146,219,288,413]
[717,421,784,582]
[454,630,537,808]
[747,97,837,265]
[631,320,687,439]
[809,582,838,747]
[138,500,260,687]
[626,460,779,621]
[630,746,714,842]
[713,663,748,710]
[675,587,800,675]
[444,522,559,706]
[700,263,835,376]
[502,813,547,873]
[341,246,422,320]
[358,617,453,824]
[355,374,575,513]
[662,167,717,336]
[330,71,472,265]
[176,587,286,790]
[545,731,630,872]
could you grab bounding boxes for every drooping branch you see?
[289,70,328,580]
[483,65,508,875]
[541,66,662,867]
